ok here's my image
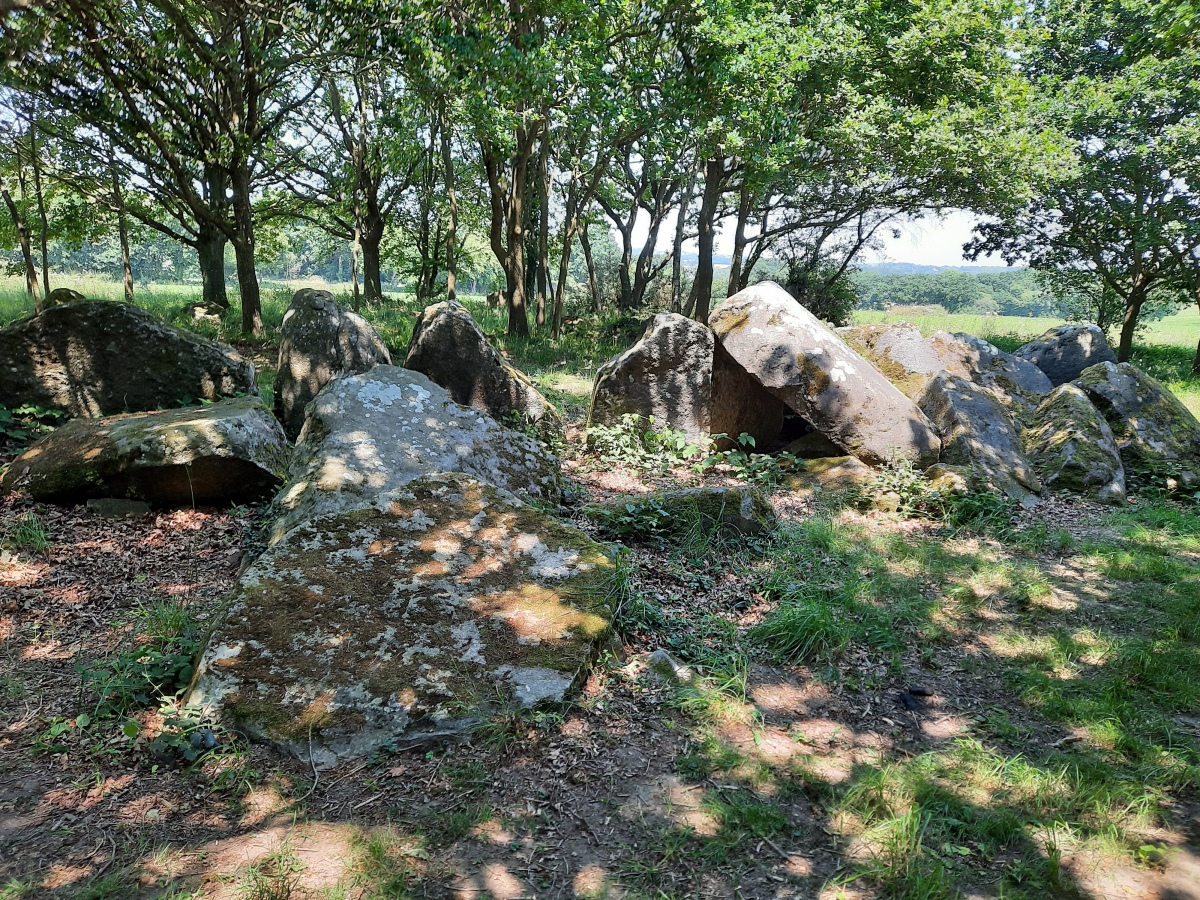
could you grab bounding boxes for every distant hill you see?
[857,262,1021,275]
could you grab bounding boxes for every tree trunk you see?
[1116,293,1144,363]
[579,225,602,312]
[671,170,695,314]
[535,134,551,328]
[230,166,262,336]
[727,182,752,297]
[551,184,580,339]
[117,209,133,304]
[362,228,383,307]
[197,225,229,310]
[29,122,49,298]
[1,174,41,308]
[688,155,724,323]
[441,104,457,301]
[350,224,362,312]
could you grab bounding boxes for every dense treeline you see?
[0,0,1196,362]
[853,269,1064,318]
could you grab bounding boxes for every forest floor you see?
[3,405,1200,899]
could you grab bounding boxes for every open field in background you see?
[4,275,1200,418]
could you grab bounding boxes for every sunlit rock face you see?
[273,289,392,441]
[0,301,257,417]
[917,372,1041,506]
[1016,323,1117,387]
[405,300,564,443]
[709,283,941,467]
[1073,360,1200,484]
[0,397,287,506]
[1023,384,1126,505]
[187,474,614,767]
[268,366,563,545]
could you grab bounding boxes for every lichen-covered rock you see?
[1016,324,1117,387]
[44,287,87,308]
[407,300,564,442]
[270,366,562,544]
[588,313,785,448]
[1022,384,1125,504]
[783,455,874,499]
[709,283,940,467]
[838,323,945,399]
[0,301,258,418]
[187,473,614,767]
[926,332,1052,422]
[273,289,391,440]
[1,397,287,505]
[1072,361,1200,482]
[588,313,714,443]
[917,372,1041,505]
[585,485,776,538]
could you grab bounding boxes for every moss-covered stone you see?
[1022,384,1125,505]
[584,485,777,539]
[187,473,614,767]
[1072,361,1200,483]
[783,455,874,499]
[0,397,287,505]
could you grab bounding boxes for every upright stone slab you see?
[0,301,258,418]
[1023,384,1125,504]
[1,397,287,506]
[918,373,1041,505]
[273,289,391,440]
[187,474,614,767]
[709,283,941,467]
[588,313,714,443]
[1072,361,1200,482]
[270,366,562,544]
[406,300,564,441]
[1016,324,1117,387]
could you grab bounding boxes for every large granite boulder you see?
[709,283,940,467]
[273,289,391,441]
[917,373,1041,505]
[837,323,945,399]
[1016,324,1117,387]
[1072,361,1200,482]
[1023,384,1125,504]
[1,397,287,506]
[269,366,562,544]
[588,313,786,448]
[0,301,258,418]
[44,287,87,308]
[187,473,614,767]
[405,300,563,442]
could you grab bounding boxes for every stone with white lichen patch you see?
[186,473,615,767]
[709,283,941,467]
[268,366,563,544]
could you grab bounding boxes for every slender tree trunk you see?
[551,184,580,339]
[350,224,362,312]
[197,224,229,310]
[29,122,49,298]
[441,105,457,301]
[671,170,695,314]
[1117,293,1144,363]
[579,225,602,312]
[2,174,41,308]
[688,155,724,323]
[116,210,133,304]
[230,166,262,336]
[362,227,383,306]
[535,134,550,328]
[727,182,752,297]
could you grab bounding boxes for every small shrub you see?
[586,413,703,470]
[697,433,799,485]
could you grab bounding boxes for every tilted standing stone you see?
[1016,324,1117,387]
[269,366,562,544]
[187,473,614,768]
[0,301,257,417]
[709,283,941,467]
[918,372,1041,505]
[1023,384,1125,504]
[405,300,564,441]
[273,289,391,441]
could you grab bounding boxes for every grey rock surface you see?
[1016,324,1117,387]
[273,289,391,440]
[1023,384,1126,504]
[0,301,258,418]
[269,366,562,544]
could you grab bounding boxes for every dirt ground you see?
[2,438,1199,898]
